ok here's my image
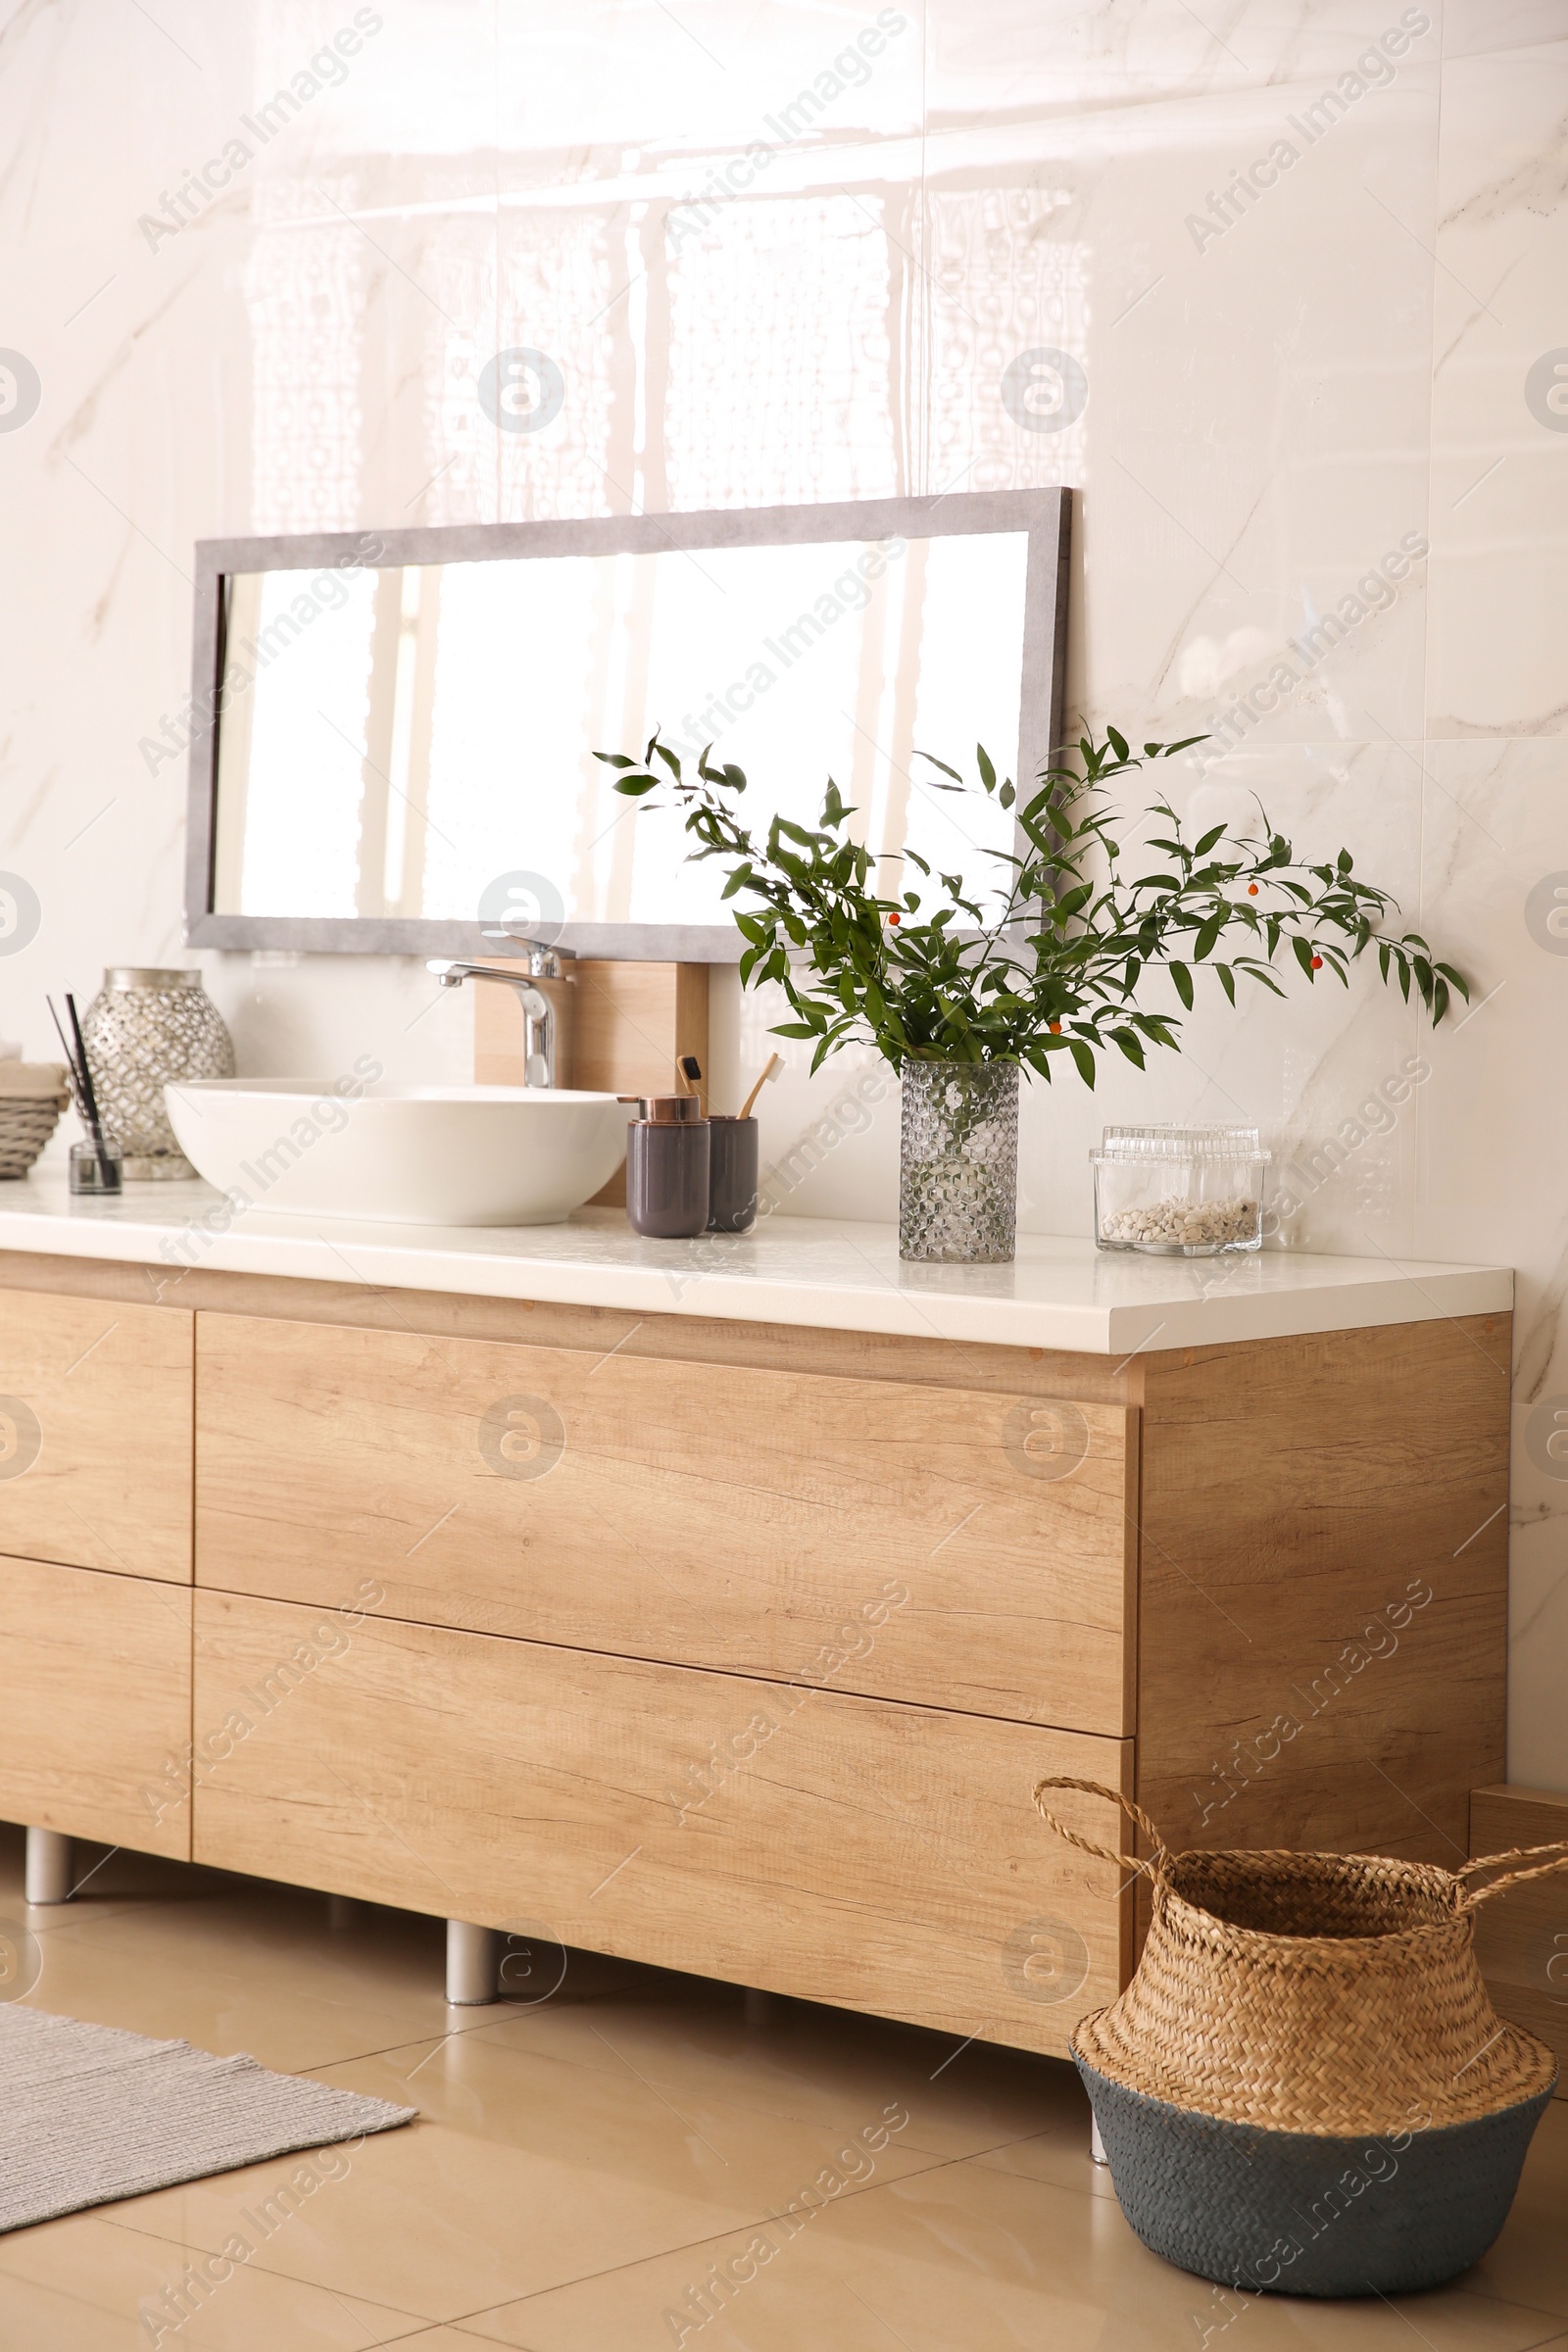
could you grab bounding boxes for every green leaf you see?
[614,776,659,797]
[1069,1040,1097,1086]
[976,744,997,790]
[1106,727,1130,762]
[594,751,638,768]
[1292,935,1316,979]
[1193,825,1226,856]
[1169,961,1194,1010]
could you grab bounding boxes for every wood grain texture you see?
[194,1313,1137,1733]
[471,966,578,1093]
[191,1589,1132,2054]
[0,1245,1141,1404]
[571,960,710,1101]
[471,960,710,1205]
[1471,1785,1568,2097]
[577,961,709,1204]
[1134,1315,1510,1873]
[0,1284,192,1580]
[0,1556,191,1857]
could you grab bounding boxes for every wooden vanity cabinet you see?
[0,1556,192,1859]
[0,1254,1511,2059]
[193,1312,1140,1734]
[191,1588,1135,2046]
[0,1285,192,1580]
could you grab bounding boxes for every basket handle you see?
[1456,1838,1568,1908]
[1033,1775,1166,1880]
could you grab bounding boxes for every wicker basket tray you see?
[0,1064,71,1179]
[1036,1775,1568,2296]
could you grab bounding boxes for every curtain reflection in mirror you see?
[211,531,1028,930]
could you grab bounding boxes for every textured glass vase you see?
[79,968,234,1180]
[899,1060,1020,1264]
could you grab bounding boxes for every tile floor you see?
[0,1828,1563,2350]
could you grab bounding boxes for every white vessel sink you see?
[165,1079,629,1227]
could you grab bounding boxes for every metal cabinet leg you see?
[24,1828,73,1906]
[1090,2114,1108,2167]
[445,1918,500,2005]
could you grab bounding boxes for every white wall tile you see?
[0,0,1564,1783]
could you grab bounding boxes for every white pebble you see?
[1100,1195,1260,1250]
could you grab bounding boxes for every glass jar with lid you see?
[1091,1125,1269,1256]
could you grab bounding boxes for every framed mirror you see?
[184,488,1070,961]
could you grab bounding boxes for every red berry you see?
[1248,883,1259,897]
[1049,1020,1062,1034]
[888,911,901,925]
[1310,955,1323,969]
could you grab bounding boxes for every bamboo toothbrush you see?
[676,1054,703,1097]
[49,995,116,1191]
[737,1052,782,1122]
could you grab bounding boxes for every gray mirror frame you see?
[184,487,1071,962]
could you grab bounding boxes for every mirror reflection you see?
[211,530,1031,936]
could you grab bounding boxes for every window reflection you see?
[212,532,1030,929]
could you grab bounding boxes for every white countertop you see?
[0,1169,1511,1356]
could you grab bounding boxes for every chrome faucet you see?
[427,951,570,1088]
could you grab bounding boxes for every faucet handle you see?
[478,928,576,978]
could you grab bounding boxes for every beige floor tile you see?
[11,1873,493,2075]
[0,2209,427,2349]
[9,1851,678,2079]
[7,1836,1563,2352]
[455,2158,1568,2352]
[376,2337,514,2349]
[473,1974,1082,2160]
[0,1829,200,1940]
[365,2339,500,2350]
[103,2026,942,2320]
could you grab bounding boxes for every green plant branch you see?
[594,727,1469,1082]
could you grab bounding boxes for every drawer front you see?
[192,1591,1132,2056]
[195,1314,1136,1734]
[0,1556,191,1857]
[0,1286,192,1580]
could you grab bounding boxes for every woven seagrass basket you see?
[1036,1775,1568,2298]
[0,1064,71,1179]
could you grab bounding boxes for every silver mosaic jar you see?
[79,968,234,1180]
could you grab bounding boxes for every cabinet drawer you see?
[0,1556,191,1857]
[192,1591,1132,2056]
[195,1314,1136,1734]
[0,1286,192,1580]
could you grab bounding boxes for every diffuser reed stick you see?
[49,995,116,1191]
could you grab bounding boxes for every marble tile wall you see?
[0,0,1563,1780]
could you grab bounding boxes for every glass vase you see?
[899,1060,1020,1264]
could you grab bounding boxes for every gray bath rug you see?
[0,2003,416,2232]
